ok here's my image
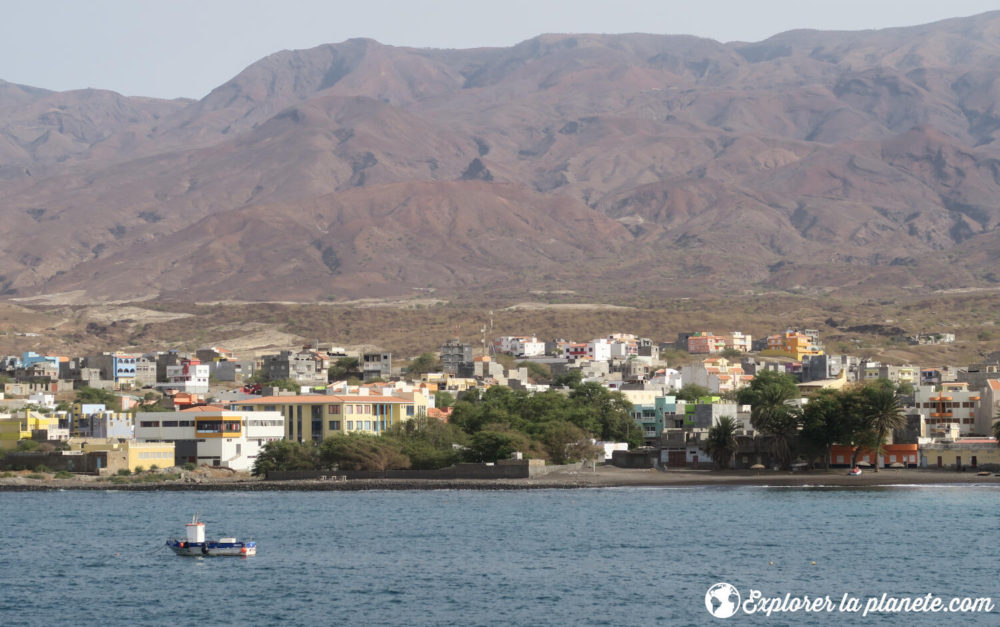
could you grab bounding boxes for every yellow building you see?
[0,412,62,451]
[762,331,823,360]
[80,440,176,473]
[233,392,429,443]
[920,439,1000,469]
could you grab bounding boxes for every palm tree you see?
[862,383,906,472]
[705,416,740,470]
[992,410,1000,444]
[749,383,800,470]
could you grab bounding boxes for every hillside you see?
[2,14,1000,302]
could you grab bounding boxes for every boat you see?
[848,467,863,476]
[166,514,256,557]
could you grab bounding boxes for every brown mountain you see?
[3,13,1000,303]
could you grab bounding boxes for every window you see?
[162,421,179,427]
[344,405,353,415]
[140,421,160,428]
[347,421,354,430]
[364,421,372,430]
[355,405,363,414]
[328,420,340,430]
[406,406,415,416]
[328,405,340,414]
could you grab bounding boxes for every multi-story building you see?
[762,331,823,360]
[494,336,545,358]
[164,358,211,394]
[361,352,392,381]
[562,343,589,360]
[440,339,473,375]
[135,409,284,470]
[261,350,329,386]
[680,358,753,394]
[86,353,141,390]
[687,332,727,354]
[233,391,428,443]
[914,382,982,437]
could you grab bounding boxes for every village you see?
[1,325,999,481]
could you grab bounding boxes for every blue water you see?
[1,486,998,626]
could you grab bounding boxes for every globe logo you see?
[705,582,741,619]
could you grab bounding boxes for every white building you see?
[135,409,284,471]
[586,338,612,362]
[650,368,683,392]
[494,336,546,358]
[724,332,753,353]
[915,382,982,437]
[164,358,211,394]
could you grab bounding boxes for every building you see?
[687,332,726,354]
[78,440,176,474]
[914,382,982,437]
[680,358,753,394]
[919,439,1000,469]
[71,409,134,439]
[362,352,392,381]
[135,409,284,470]
[232,391,428,443]
[440,339,473,375]
[494,336,545,358]
[762,331,823,360]
[977,380,1000,436]
[261,350,328,387]
[86,353,141,390]
[164,358,211,394]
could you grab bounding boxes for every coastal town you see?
[2,324,999,485]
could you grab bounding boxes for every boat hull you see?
[166,539,256,557]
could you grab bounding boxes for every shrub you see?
[26,473,45,480]
[54,470,73,479]
[183,462,196,471]
[134,465,145,473]
[34,464,51,473]
[149,464,159,471]
[116,468,131,476]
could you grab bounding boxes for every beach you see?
[2,465,998,491]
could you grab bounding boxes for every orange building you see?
[762,331,823,360]
[830,444,918,468]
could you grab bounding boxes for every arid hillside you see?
[2,13,1000,302]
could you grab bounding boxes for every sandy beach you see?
[2,466,999,491]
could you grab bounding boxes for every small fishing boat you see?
[166,515,256,557]
[848,466,863,476]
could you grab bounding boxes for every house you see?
[261,350,329,386]
[135,409,284,470]
[919,439,1000,469]
[494,336,545,358]
[687,332,727,354]
[361,352,392,381]
[680,357,753,394]
[977,380,1000,436]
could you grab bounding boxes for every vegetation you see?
[676,384,711,402]
[75,386,120,409]
[704,416,740,470]
[328,357,360,381]
[54,470,73,479]
[738,370,802,470]
[406,352,440,375]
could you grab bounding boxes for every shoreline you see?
[2,467,999,492]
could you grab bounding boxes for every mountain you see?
[3,13,1000,303]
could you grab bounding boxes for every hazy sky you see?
[2,0,997,100]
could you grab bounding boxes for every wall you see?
[267,460,548,481]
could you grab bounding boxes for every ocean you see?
[1,486,998,626]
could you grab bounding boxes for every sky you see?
[1,0,998,100]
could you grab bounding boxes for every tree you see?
[551,369,583,389]
[407,353,440,376]
[541,421,591,465]
[75,386,119,409]
[434,390,455,409]
[251,440,318,476]
[676,384,711,402]
[861,382,906,472]
[740,371,801,470]
[386,415,466,469]
[721,347,743,359]
[992,411,1000,445]
[704,416,740,469]
[318,433,410,471]
[465,429,532,464]
[328,357,359,381]
[800,388,866,468]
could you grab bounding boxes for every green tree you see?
[434,390,455,409]
[992,411,1000,445]
[739,371,801,470]
[800,388,865,468]
[465,429,531,463]
[721,347,743,359]
[569,383,639,447]
[551,369,583,389]
[75,386,119,409]
[407,353,440,376]
[386,415,466,469]
[704,416,740,469]
[328,357,360,381]
[251,440,318,476]
[318,433,411,471]
[676,384,711,402]
[861,381,906,472]
[541,421,591,465]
